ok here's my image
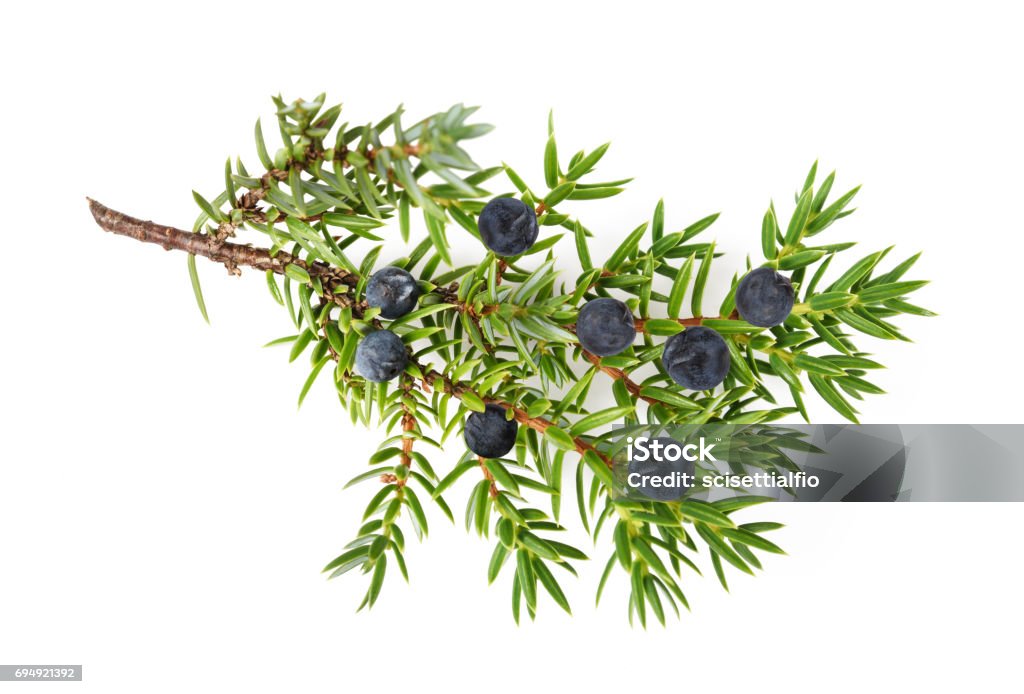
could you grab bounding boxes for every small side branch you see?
[87,198,357,289]
[415,361,611,466]
[582,350,656,405]
[478,456,499,498]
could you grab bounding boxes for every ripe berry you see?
[576,298,636,356]
[735,267,794,327]
[478,197,539,256]
[661,326,731,390]
[365,266,420,319]
[464,404,519,458]
[355,330,407,382]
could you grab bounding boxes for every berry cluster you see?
[578,266,795,392]
[355,198,798,458]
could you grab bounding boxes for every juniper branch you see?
[86,95,932,624]
[88,198,358,290]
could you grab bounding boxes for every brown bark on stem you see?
[87,198,358,289]
[581,350,657,405]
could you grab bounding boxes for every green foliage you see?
[136,97,932,625]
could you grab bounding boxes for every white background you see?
[2,1,1023,692]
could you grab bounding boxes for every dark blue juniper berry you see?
[627,437,696,502]
[661,326,730,390]
[365,266,421,319]
[576,298,636,357]
[464,404,519,459]
[477,197,539,256]
[735,266,795,328]
[355,330,408,383]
